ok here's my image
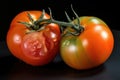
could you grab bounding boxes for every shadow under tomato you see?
[0,55,106,80]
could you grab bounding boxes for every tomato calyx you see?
[18,10,47,33]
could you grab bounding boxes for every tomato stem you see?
[34,7,84,36]
[18,5,84,35]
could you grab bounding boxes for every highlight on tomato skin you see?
[60,16,114,70]
[6,10,61,66]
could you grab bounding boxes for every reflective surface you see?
[0,30,120,80]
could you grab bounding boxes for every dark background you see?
[0,0,119,41]
[0,1,120,80]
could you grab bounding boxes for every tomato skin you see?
[7,11,61,66]
[60,16,114,70]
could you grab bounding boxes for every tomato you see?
[60,16,114,70]
[7,11,61,66]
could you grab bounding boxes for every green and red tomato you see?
[60,16,114,70]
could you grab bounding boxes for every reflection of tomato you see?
[7,11,61,66]
[60,16,114,70]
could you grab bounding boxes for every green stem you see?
[36,19,74,27]
[35,18,84,34]
[19,6,84,36]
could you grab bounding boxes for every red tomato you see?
[7,11,61,66]
[60,16,114,70]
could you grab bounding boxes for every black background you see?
[0,0,120,80]
[0,0,120,41]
